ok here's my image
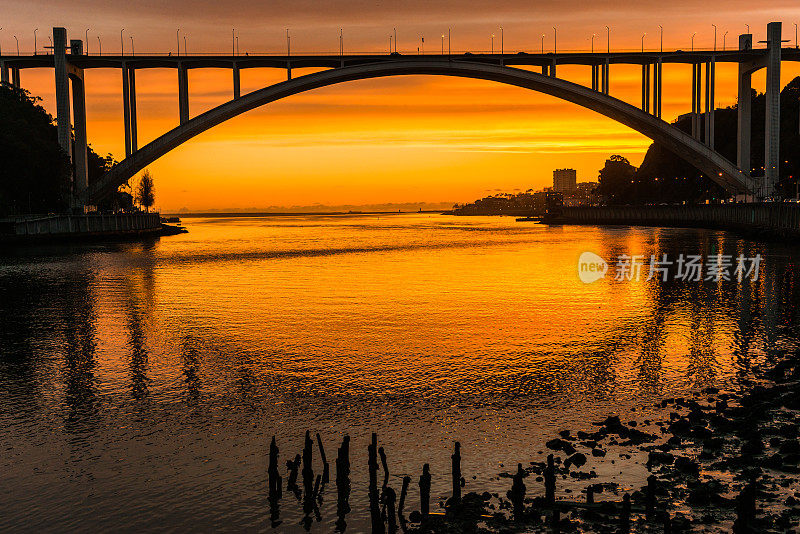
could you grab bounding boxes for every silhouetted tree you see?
[597,155,637,204]
[136,170,155,212]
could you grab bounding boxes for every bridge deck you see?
[3,48,800,70]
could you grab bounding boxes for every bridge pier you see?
[737,34,752,178]
[653,58,662,119]
[764,21,782,195]
[233,63,241,99]
[601,60,609,94]
[641,62,650,113]
[129,67,138,152]
[178,63,189,124]
[53,28,72,171]
[122,63,132,157]
[704,59,715,149]
[1,62,8,85]
[69,39,88,198]
[549,58,556,77]
[11,67,20,88]
[591,64,599,91]
[691,62,701,140]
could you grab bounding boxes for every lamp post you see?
[339,28,343,57]
[491,34,494,54]
[500,26,503,55]
[591,33,596,53]
[33,28,37,55]
[448,28,450,55]
[389,35,392,54]
[541,33,545,54]
[176,28,180,56]
[691,31,696,51]
[231,29,235,56]
[97,35,101,56]
[712,24,717,51]
[658,25,663,52]
[723,31,728,51]
[795,23,798,48]
[605,26,611,53]
[441,34,444,55]
[286,29,289,57]
[130,35,135,56]
[120,28,124,56]
[85,29,89,54]
[14,35,19,56]
[641,32,646,52]
[0,28,3,57]
[183,35,187,55]
[393,27,397,53]
[553,26,557,54]
[745,24,750,35]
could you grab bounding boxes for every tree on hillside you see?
[596,155,637,204]
[136,170,155,212]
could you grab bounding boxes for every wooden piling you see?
[398,475,411,516]
[385,486,398,532]
[645,475,656,521]
[510,463,526,521]
[545,454,556,504]
[268,436,280,496]
[316,432,330,483]
[620,493,631,533]
[419,463,431,525]
[451,441,462,507]
[379,446,390,486]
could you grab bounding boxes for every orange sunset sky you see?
[4,0,800,211]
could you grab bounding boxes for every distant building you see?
[562,181,599,207]
[553,168,577,192]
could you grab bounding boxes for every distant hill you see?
[605,77,800,204]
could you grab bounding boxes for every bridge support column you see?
[601,60,609,94]
[691,62,702,140]
[71,70,88,198]
[764,21,782,195]
[653,58,662,118]
[641,63,650,113]
[549,58,556,77]
[1,62,8,85]
[129,67,138,152]
[178,63,189,124]
[53,28,72,169]
[287,61,292,80]
[737,34,752,178]
[233,63,240,99]
[591,64,599,91]
[704,59,715,149]
[11,67,20,88]
[122,63,132,157]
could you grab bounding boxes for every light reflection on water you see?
[0,213,798,532]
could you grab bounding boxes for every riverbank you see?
[552,204,800,241]
[0,212,183,244]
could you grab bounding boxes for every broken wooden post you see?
[545,454,556,504]
[398,475,411,516]
[451,441,462,507]
[419,463,431,525]
[335,435,351,531]
[269,436,280,497]
[620,493,631,533]
[385,486,398,532]
[379,446,390,487]
[646,475,656,521]
[510,463,526,521]
[368,434,385,533]
[287,454,301,491]
[316,432,330,483]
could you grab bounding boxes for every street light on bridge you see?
[120,28,124,56]
[641,32,646,52]
[130,35,135,56]
[491,34,494,54]
[231,29,235,56]
[658,25,663,53]
[176,28,180,56]
[33,28,37,55]
[97,35,101,56]
[553,26,557,54]
[712,24,717,51]
[605,26,610,53]
[723,31,728,51]
[691,31,696,52]
[184,35,187,55]
[541,33,544,54]
[500,27,503,56]
[14,35,19,56]
[591,33,596,53]
[85,29,89,54]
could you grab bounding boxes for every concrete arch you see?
[86,60,753,203]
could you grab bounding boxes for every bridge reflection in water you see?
[0,214,796,530]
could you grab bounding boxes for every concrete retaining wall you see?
[560,204,800,238]
[3,212,162,239]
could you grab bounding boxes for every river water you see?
[1,214,798,532]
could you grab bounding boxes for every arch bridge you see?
[1,23,795,207]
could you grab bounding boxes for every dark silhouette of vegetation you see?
[0,83,130,216]
[596,155,637,200]
[603,76,800,204]
[136,170,155,212]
